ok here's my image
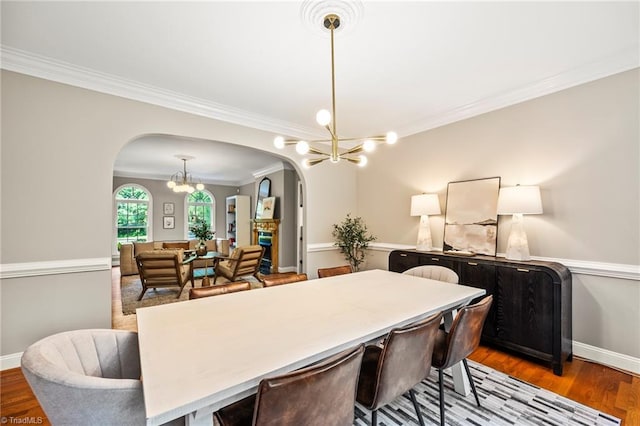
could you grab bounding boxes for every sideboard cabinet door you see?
[493,266,554,357]
[388,251,420,272]
[457,260,498,339]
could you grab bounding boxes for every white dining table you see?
[136,269,485,426]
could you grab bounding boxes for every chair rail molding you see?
[307,242,640,281]
[0,257,111,279]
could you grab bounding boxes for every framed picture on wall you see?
[163,216,175,229]
[163,202,174,215]
[261,197,276,219]
[443,177,500,255]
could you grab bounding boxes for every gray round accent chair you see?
[21,329,183,426]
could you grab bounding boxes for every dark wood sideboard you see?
[389,250,572,375]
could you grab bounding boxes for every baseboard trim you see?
[573,341,640,375]
[1,352,22,371]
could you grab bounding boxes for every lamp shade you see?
[496,186,543,215]
[410,194,441,216]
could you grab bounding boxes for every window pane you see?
[187,191,214,240]
[115,185,150,244]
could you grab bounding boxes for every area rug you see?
[354,360,620,426]
[120,274,261,315]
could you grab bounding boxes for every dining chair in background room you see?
[214,344,365,426]
[21,329,184,426]
[188,281,251,299]
[356,311,443,426]
[432,295,493,426]
[402,265,459,284]
[262,273,308,287]
[317,265,352,278]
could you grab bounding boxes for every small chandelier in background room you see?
[166,156,204,193]
[273,13,398,168]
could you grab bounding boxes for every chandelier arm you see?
[305,158,328,167]
[336,135,388,142]
[342,144,365,155]
[307,146,330,156]
[342,156,363,165]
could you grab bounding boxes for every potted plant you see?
[190,217,214,256]
[332,214,376,272]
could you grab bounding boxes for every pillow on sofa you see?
[133,242,155,256]
[163,241,190,250]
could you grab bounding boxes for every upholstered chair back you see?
[189,281,251,299]
[432,295,493,370]
[215,344,364,426]
[262,273,308,287]
[21,330,146,425]
[317,265,352,278]
[402,265,459,284]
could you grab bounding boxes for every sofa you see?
[119,239,230,276]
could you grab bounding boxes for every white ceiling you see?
[2,1,638,184]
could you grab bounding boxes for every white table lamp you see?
[496,185,543,261]
[411,194,441,251]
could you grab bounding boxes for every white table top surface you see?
[137,269,485,425]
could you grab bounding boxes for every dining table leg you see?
[186,412,214,426]
[443,309,472,396]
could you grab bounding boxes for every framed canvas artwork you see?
[443,177,500,255]
[260,197,276,219]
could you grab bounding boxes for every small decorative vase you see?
[196,241,208,256]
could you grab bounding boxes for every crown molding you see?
[113,169,257,188]
[2,45,638,141]
[0,46,321,140]
[400,47,640,137]
[252,162,295,180]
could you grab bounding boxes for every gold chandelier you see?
[273,14,398,168]
[166,156,204,193]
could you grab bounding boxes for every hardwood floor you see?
[1,268,638,425]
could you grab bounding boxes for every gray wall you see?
[357,68,640,360]
[1,68,638,373]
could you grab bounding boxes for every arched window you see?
[186,190,215,239]
[114,184,152,251]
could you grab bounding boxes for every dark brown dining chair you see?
[317,265,352,278]
[135,250,195,300]
[214,344,365,426]
[188,281,251,299]
[262,273,308,287]
[356,311,443,426]
[432,295,493,426]
[214,245,265,284]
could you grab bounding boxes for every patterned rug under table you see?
[353,360,620,426]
